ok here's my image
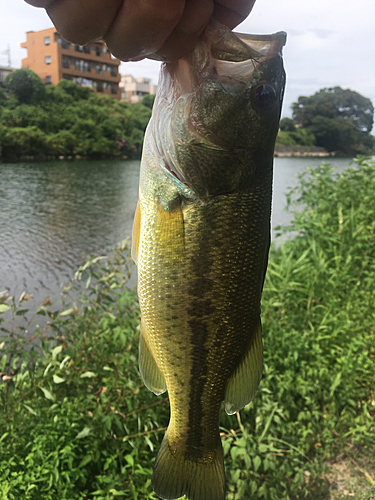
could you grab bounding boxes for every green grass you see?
[1,157,375,499]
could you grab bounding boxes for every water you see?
[0,156,353,314]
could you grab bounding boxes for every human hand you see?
[25,0,256,62]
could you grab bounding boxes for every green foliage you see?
[276,127,316,147]
[1,158,375,499]
[309,115,374,156]
[292,87,374,133]
[140,94,156,110]
[0,245,166,499]
[279,118,296,132]
[4,68,46,105]
[0,70,152,160]
[291,87,374,155]
[0,87,7,106]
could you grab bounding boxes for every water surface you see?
[0,156,353,314]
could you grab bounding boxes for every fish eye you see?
[252,83,277,109]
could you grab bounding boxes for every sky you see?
[1,0,375,123]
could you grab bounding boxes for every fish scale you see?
[132,20,286,500]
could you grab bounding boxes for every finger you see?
[104,0,186,61]
[24,0,54,7]
[151,0,214,62]
[44,0,124,46]
[213,0,257,29]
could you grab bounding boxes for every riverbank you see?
[1,157,374,499]
[274,145,336,157]
[1,146,339,162]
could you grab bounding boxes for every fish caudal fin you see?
[139,323,167,395]
[152,429,225,500]
[224,319,263,415]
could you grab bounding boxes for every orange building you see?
[21,27,121,99]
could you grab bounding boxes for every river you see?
[0,156,353,315]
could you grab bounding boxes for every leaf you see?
[16,309,29,316]
[53,374,65,384]
[23,404,37,416]
[59,356,71,369]
[144,436,154,452]
[253,455,262,472]
[76,427,92,439]
[78,455,93,468]
[330,372,342,397]
[60,307,75,317]
[80,371,96,378]
[0,432,9,443]
[39,386,55,401]
[51,345,63,359]
[0,304,11,313]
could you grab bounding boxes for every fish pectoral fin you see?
[139,323,167,396]
[131,200,141,265]
[224,319,263,415]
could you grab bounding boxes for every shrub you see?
[1,158,374,499]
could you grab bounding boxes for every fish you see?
[131,21,286,500]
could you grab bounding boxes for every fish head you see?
[150,22,286,198]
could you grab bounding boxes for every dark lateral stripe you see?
[185,203,217,458]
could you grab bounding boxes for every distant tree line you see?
[0,68,155,160]
[277,86,374,156]
[1,70,373,160]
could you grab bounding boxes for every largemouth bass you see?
[132,21,286,500]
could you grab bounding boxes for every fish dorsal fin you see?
[131,200,141,265]
[139,321,167,396]
[224,319,263,415]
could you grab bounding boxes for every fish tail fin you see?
[152,428,225,500]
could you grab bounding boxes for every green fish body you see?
[132,22,286,500]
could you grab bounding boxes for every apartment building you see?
[21,27,121,99]
[120,74,157,103]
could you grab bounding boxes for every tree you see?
[291,87,374,154]
[292,87,374,133]
[4,68,46,104]
[141,94,156,109]
[279,117,296,132]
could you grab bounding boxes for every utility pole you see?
[1,45,12,67]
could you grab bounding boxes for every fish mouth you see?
[153,23,286,188]
[168,23,286,95]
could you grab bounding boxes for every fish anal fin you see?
[139,323,167,396]
[152,428,225,500]
[131,200,141,265]
[224,320,263,415]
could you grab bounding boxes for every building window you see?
[45,56,51,64]
[44,36,50,45]
[75,59,89,72]
[62,57,70,69]
[61,40,70,50]
[110,66,117,77]
[95,82,103,92]
[75,44,90,53]
[96,64,103,75]
[45,75,52,84]
[92,46,101,57]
